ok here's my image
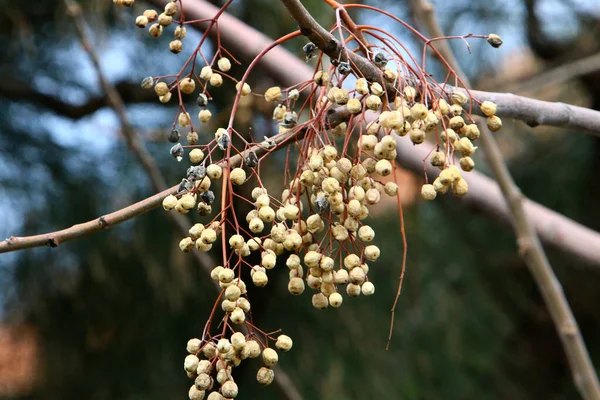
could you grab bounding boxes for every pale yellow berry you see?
[221,299,235,312]
[220,380,238,398]
[365,95,382,111]
[189,224,205,241]
[365,188,381,205]
[371,82,384,96]
[262,347,278,366]
[355,78,369,95]
[312,292,329,309]
[241,340,260,359]
[198,66,212,80]
[184,354,200,373]
[441,128,457,143]
[366,121,380,135]
[313,71,329,86]
[487,33,503,48]
[257,367,275,386]
[457,137,476,156]
[194,374,211,391]
[230,168,246,185]
[460,156,475,172]
[179,78,196,94]
[216,57,231,72]
[272,104,286,121]
[189,385,205,400]
[236,81,251,96]
[462,125,478,141]
[346,283,361,297]
[364,245,380,261]
[329,292,343,307]
[404,86,417,101]
[375,159,392,176]
[361,281,375,296]
[162,194,177,210]
[187,338,201,354]
[195,109,210,124]
[261,252,277,269]
[204,164,220,180]
[449,115,465,131]
[410,129,425,144]
[164,1,178,15]
[178,194,195,210]
[349,267,366,284]
[275,335,293,352]
[169,39,183,54]
[421,184,437,200]
[452,178,469,196]
[487,115,502,132]
[178,112,191,127]
[202,342,217,359]
[384,182,399,196]
[322,177,340,194]
[179,237,194,252]
[347,98,362,114]
[218,268,235,284]
[149,23,163,37]
[430,151,446,168]
[335,269,349,284]
[154,82,169,96]
[451,91,468,105]
[333,88,349,105]
[224,285,241,302]
[304,250,321,268]
[252,271,268,287]
[358,225,375,242]
[158,12,172,26]
[264,86,283,103]
[174,25,186,39]
[217,338,231,354]
[383,68,397,82]
[288,277,305,295]
[344,253,360,269]
[450,103,463,116]
[228,234,244,250]
[230,307,245,324]
[410,103,428,120]
[142,9,157,21]
[159,92,172,103]
[135,15,149,28]
[209,74,223,87]
[480,100,497,117]
[189,149,204,163]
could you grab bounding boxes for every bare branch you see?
[457,87,600,134]
[410,0,600,398]
[0,79,155,120]
[0,127,301,248]
[0,186,178,253]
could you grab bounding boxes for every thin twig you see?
[410,0,600,398]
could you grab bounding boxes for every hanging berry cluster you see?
[115,1,503,398]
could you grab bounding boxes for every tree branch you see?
[409,1,600,398]
[0,79,156,120]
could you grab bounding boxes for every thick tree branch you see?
[458,87,600,133]
[410,1,600,398]
[0,79,155,120]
